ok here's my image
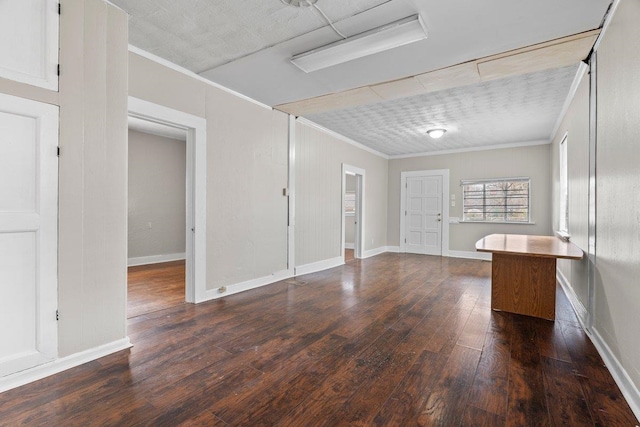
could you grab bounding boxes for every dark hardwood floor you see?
[345,248,355,262]
[2,254,637,426]
[127,260,185,318]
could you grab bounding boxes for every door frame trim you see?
[128,97,207,303]
[342,164,365,259]
[400,169,450,256]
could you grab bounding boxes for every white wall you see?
[295,121,388,267]
[592,0,640,410]
[550,72,590,309]
[128,129,186,262]
[0,0,129,359]
[129,52,289,291]
[388,144,553,253]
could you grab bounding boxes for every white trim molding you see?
[386,246,401,253]
[295,256,344,276]
[556,268,588,327]
[127,253,186,267]
[389,139,550,160]
[362,246,389,259]
[128,97,207,304]
[0,338,132,393]
[550,63,589,140]
[203,270,293,301]
[447,250,492,261]
[128,45,272,111]
[342,164,366,260]
[344,243,355,250]
[589,328,640,422]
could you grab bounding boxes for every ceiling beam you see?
[275,29,600,117]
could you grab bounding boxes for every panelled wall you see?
[387,144,553,253]
[549,0,640,412]
[550,72,590,311]
[295,122,388,268]
[57,0,128,355]
[0,0,129,358]
[129,53,290,291]
[592,0,640,406]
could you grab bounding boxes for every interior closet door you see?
[0,94,59,377]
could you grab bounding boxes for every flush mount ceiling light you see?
[291,14,428,73]
[427,128,446,139]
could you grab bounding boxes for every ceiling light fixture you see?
[427,129,446,139]
[291,14,427,73]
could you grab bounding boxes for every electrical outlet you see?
[451,201,456,207]
[218,286,227,293]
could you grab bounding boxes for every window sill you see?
[459,220,536,225]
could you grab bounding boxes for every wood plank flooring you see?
[127,260,185,318]
[1,254,637,426]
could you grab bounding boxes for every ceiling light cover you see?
[427,129,446,139]
[291,14,427,73]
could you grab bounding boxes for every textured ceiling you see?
[113,0,609,156]
[307,65,579,156]
[110,0,388,73]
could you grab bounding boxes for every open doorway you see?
[342,164,365,262]
[127,96,208,319]
[127,118,187,318]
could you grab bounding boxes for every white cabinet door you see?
[0,0,59,90]
[0,94,58,377]
[405,175,443,255]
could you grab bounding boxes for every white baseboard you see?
[0,338,132,393]
[295,256,344,276]
[362,246,390,258]
[203,269,293,301]
[556,268,588,327]
[127,252,185,267]
[386,246,401,253]
[344,243,354,249]
[556,267,640,422]
[589,327,640,422]
[447,250,492,261]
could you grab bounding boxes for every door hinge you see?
[404,238,407,243]
[58,3,61,14]
[56,310,59,321]
[405,210,407,215]
[57,64,60,76]
[57,146,60,157]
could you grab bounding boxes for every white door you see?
[0,94,58,377]
[405,175,442,255]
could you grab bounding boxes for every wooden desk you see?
[476,234,583,320]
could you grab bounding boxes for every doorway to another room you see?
[127,118,187,318]
[342,164,365,262]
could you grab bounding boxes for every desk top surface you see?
[475,234,584,260]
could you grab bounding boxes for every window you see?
[344,191,356,215]
[559,134,569,233]
[462,178,530,223]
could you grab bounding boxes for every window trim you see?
[558,133,569,234]
[460,177,532,224]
